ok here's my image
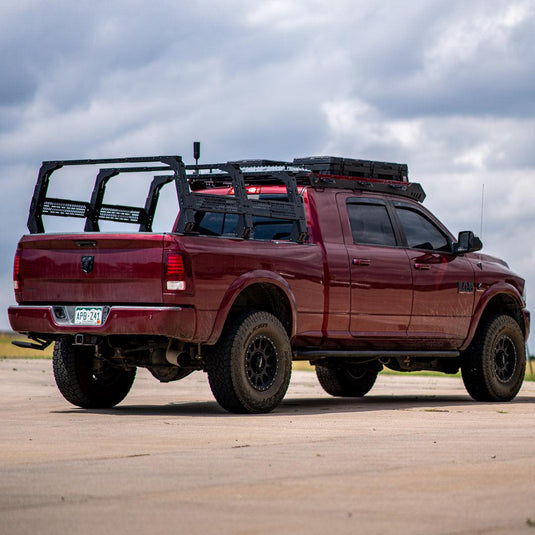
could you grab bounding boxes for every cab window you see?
[347,201,397,247]
[395,207,450,252]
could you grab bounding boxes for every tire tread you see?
[53,338,136,408]
[207,311,291,413]
[461,314,525,402]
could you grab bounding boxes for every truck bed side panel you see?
[163,234,325,342]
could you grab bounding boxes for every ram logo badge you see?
[81,256,94,274]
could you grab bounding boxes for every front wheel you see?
[207,311,292,413]
[53,338,136,408]
[461,314,525,402]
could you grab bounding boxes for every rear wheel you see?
[207,311,292,413]
[316,363,378,397]
[461,314,525,401]
[53,338,136,408]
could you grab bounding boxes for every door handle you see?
[414,263,431,270]
[352,258,371,266]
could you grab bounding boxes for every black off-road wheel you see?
[207,311,292,414]
[316,363,378,397]
[53,338,136,409]
[461,314,525,402]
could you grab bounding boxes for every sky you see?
[1,0,534,345]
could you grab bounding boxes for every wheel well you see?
[229,283,293,336]
[479,294,525,336]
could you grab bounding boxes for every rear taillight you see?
[13,248,21,291]
[165,252,186,291]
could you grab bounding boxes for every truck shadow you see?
[278,394,535,415]
[53,393,535,417]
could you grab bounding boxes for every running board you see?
[293,349,460,360]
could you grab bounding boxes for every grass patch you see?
[292,361,314,372]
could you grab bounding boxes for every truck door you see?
[338,195,413,341]
[392,200,475,344]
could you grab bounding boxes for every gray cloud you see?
[1,0,535,342]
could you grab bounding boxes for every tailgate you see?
[17,233,166,304]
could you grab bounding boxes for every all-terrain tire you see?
[316,364,378,397]
[207,311,292,414]
[461,314,525,402]
[53,338,136,408]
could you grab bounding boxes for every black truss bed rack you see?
[27,153,425,241]
[27,156,182,234]
[176,161,309,242]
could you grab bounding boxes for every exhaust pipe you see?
[166,339,195,368]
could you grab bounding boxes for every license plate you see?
[74,307,103,326]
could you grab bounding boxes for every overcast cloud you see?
[1,0,534,346]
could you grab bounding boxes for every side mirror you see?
[455,231,483,254]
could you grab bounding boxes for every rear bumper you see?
[8,305,196,340]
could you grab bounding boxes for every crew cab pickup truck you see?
[9,152,530,413]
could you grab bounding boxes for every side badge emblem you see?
[81,256,94,274]
[458,281,474,294]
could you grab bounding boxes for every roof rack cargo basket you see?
[293,156,408,182]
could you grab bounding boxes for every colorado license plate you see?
[74,306,103,326]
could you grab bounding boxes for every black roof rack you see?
[182,157,424,202]
[294,156,409,182]
[27,153,425,242]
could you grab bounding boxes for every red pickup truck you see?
[9,152,530,413]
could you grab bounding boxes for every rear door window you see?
[346,200,397,247]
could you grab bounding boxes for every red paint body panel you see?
[8,305,195,339]
[406,250,474,342]
[9,187,529,351]
[334,191,413,338]
[349,244,413,336]
[162,233,325,343]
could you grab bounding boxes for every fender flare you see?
[460,282,526,351]
[204,270,298,345]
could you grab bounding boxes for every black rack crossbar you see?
[187,159,295,171]
[41,198,146,225]
[42,198,90,218]
[99,204,145,224]
[47,156,174,167]
[183,159,308,189]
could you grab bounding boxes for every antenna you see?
[479,183,485,239]
[193,141,200,166]
[476,183,485,268]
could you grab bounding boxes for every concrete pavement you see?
[1,358,535,535]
